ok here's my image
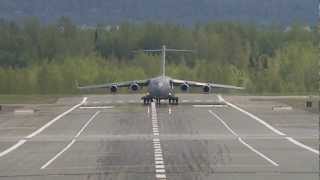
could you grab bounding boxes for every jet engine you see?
[129,83,140,91]
[203,85,211,93]
[180,83,190,92]
[110,85,118,93]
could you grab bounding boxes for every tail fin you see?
[162,45,166,77]
[134,45,194,77]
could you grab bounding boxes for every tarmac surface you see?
[0,94,318,180]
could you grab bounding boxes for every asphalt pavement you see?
[0,94,318,180]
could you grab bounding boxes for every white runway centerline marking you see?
[218,95,319,155]
[209,110,279,166]
[150,102,167,179]
[0,97,88,159]
[41,111,100,169]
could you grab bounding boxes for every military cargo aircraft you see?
[77,45,244,105]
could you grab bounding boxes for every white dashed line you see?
[218,95,319,155]
[41,111,100,169]
[209,110,279,166]
[0,97,88,158]
[150,102,167,179]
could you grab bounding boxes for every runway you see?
[0,94,318,180]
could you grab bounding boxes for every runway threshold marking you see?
[0,97,88,158]
[217,95,319,155]
[151,102,167,179]
[41,111,100,169]
[209,110,279,166]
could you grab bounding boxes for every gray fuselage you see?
[147,76,173,99]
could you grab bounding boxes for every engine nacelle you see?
[180,83,190,92]
[129,83,140,91]
[110,85,118,93]
[203,85,211,93]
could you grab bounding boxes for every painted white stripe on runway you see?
[154,153,163,157]
[209,111,237,137]
[0,140,26,158]
[286,137,319,155]
[79,106,113,109]
[155,157,163,161]
[150,102,167,179]
[27,97,88,139]
[193,105,228,108]
[75,111,100,138]
[41,139,76,169]
[209,110,279,166]
[155,165,165,169]
[218,95,319,155]
[0,97,87,158]
[156,174,167,179]
[41,111,100,169]
[156,169,166,173]
[222,99,286,136]
[155,160,164,164]
[238,137,279,166]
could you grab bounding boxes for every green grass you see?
[0,95,64,104]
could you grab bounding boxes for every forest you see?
[0,17,318,94]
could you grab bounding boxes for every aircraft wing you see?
[77,79,149,90]
[171,79,244,90]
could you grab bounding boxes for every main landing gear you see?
[142,96,179,105]
[142,96,153,105]
[168,97,179,105]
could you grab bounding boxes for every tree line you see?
[0,17,318,94]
